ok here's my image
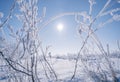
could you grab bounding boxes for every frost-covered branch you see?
[0,51,31,76]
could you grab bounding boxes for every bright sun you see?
[57,23,64,32]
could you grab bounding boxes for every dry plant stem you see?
[71,33,90,80]
[31,55,35,82]
[117,40,120,51]
[34,42,49,81]
[0,51,31,76]
[36,45,50,80]
[34,54,40,82]
[8,59,31,72]
[71,0,113,80]
[40,46,58,81]
[107,44,117,82]
[89,31,117,82]
[88,29,116,80]
[71,15,97,80]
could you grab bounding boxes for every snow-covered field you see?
[0,53,120,82]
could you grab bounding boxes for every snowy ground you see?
[0,54,120,82]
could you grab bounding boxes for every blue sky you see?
[0,0,120,55]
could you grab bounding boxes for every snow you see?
[0,0,120,81]
[1,53,120,82]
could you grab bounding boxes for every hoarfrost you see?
[112,14,120,21]
[89,0,96,15]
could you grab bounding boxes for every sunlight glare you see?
[57,23,64,32]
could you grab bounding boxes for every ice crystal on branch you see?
[89,0,96,15]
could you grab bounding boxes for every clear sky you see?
[0,0,120,55]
